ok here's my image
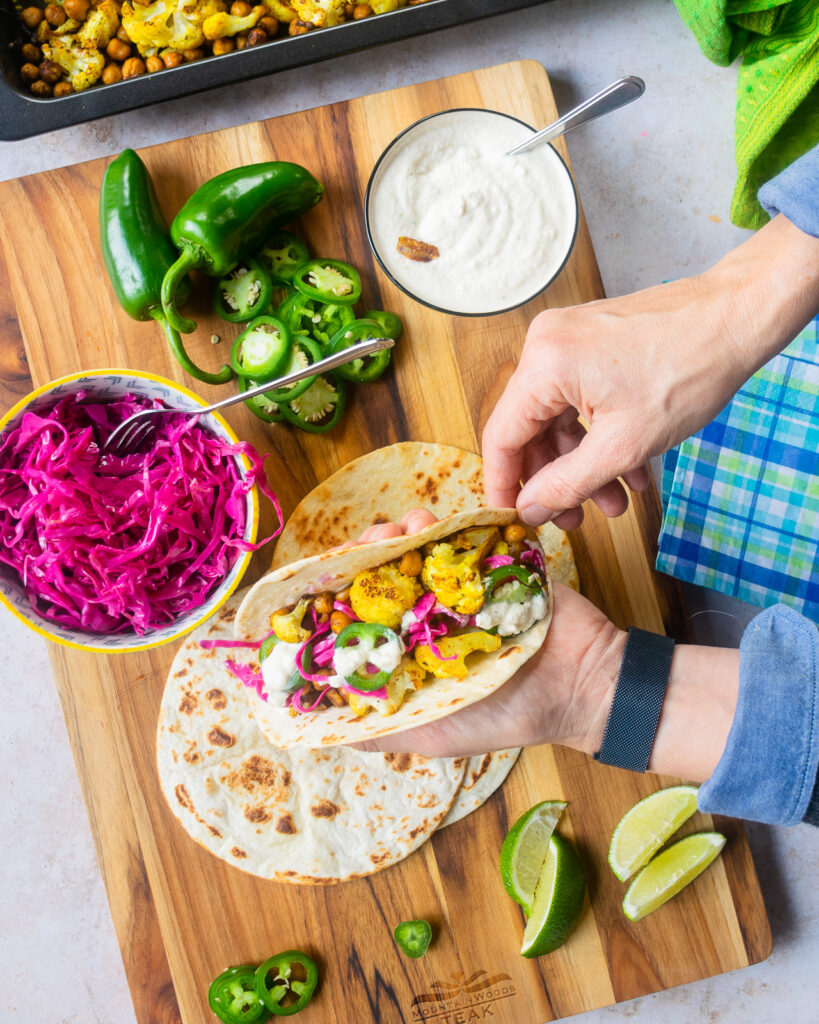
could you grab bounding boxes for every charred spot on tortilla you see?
[205,688,227,709]
[471,754,493,784]
[178,690,197,714]
[370,850,390,865]
[245,806,271,824]
[175,784,194,813]
[174,667,189,679]
[385,753,413,772]
[207,825,222,838]
[231,847,247,858]
[311,799,340,819]
[275,813,297,834]
[207,726,235,748]
[498,646,521,660]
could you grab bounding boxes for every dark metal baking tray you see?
[0,0,549,140]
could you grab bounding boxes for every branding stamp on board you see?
[410,969,517,1022]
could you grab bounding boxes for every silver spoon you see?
[506,75,645,157]
[101,336,394,457]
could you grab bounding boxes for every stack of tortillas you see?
[157,443,579,884]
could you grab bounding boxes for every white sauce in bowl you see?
[366,109,578,316]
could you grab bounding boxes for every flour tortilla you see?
[439,749,521,828]
[157,590,467,884]
[271,442,579,592]
[235,508,553,750]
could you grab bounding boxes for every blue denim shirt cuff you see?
[698,605,819,826]
[758,143,819,238]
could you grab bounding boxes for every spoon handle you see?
[507,75,645,157]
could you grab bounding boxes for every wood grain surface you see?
[0,60,771,1024]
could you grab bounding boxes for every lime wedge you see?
[499,800,567,913]
[520,835,586,958]
[608,785,699,882]
[622,831,726,921]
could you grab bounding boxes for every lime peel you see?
[499,800,567,914]
[520,835,586,958]
[622,831,726,922]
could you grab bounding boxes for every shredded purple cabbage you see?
[0,391,282,635]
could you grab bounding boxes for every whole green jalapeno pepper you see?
[99,149,233,386]
[161,162,324,335]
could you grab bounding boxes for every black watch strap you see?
[593,627,675,773]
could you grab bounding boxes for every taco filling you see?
[236,522,550,719]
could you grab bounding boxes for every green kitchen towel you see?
[673,0,819,228]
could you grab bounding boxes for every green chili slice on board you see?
[254,951,318,1016]
[261,336,323,403]
[214,258,274,323]
[209,965,271,1024]
[293,259,361,305]
[231,316,292,380]
[238,375,285,424]
[279,374,346,434]
[308,302,355,348]
[328,318,392,382]
[363,309,403,341]
[258,230,310,282]
[99,148,233,386]
[333,622,398,690]
[394,920,432,959]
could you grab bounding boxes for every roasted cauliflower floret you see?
[270,598,312,644]
[203,5,263,38]
[77,0,119,48]
[121,0,225,55]
[290,0,344,27]
[346,657,426,717]
[421,543,485,615]
[350,561,423,630]
[414,631,501,680]
[261,0,296,19]
[370,0,404,11]
[41,36,105,91]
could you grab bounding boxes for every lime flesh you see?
[622,831,726,921]
[608,785,699,882]
[499,801,566,914]
[520,835,586,957]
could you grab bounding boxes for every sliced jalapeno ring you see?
[239,374,285,423]
[209,965,271,1024]
[394,919,432,959]
[214,257,273,323]
[279,374,346,434]
[329,318,392,383]
[363,309,403,342]
[257,229,310,283]
[262,335,324,403]
[258,634,278,662]
[309,301,355,348]
[483,564,542,603]
[231,315,292,380]
[293,259,361,305]
[334,621,398,691]
[254,950,318,1016]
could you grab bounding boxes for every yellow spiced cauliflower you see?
[41,36,105,90]
[414,631,501,679]
[350,562,423,630]
[203,5,264,38]
[346,657,426,717]
[121,0,225,55]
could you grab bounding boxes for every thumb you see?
[517,424,631,523]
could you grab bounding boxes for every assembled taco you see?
[234,508,554,749]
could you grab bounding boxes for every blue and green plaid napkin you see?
[658,315,819,622]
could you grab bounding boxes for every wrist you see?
[565,622,626,756]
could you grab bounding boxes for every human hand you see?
[349,509,624,758]
[483,215,819,529]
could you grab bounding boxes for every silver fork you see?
[100,336,395,458]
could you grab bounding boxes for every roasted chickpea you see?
[21,43,41,62]
[121,56,146,78]
[38,59,62,83]
[259,15,277,34]
[30,79,52,95]
[399,550,422,577]
[20,62,40,83]
[211,36,234,54]
[330,611,353,634]
[246,27,266,45]
[181,47,204,61]
[336,586,351,604]
[234,32,247,48]
[101,62,123,83]
[162,50,185,68]
[313,593,334,616]
[20,6,44,28]
[145,54,164,72]
[353,3,372,17]
[106,38,131,62]
[116,25,131,42]
[230,0,252,13]
[288,19,311,34]
[503,524,528,544]
[64,0,90,18]
[52,80,73,96]
[507,540,525,559]
[44,3,66,26]
[325,688,346,707]
[343,2,355,15]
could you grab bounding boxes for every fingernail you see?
[519,503,555,526]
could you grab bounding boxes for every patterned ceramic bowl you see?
[0,369,259,653]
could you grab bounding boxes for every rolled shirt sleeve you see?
[758,143,819,237]
[698,604,819,826]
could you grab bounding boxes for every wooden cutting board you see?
[0,61,771,1024]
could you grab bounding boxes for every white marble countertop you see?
[1,1,816,1022]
